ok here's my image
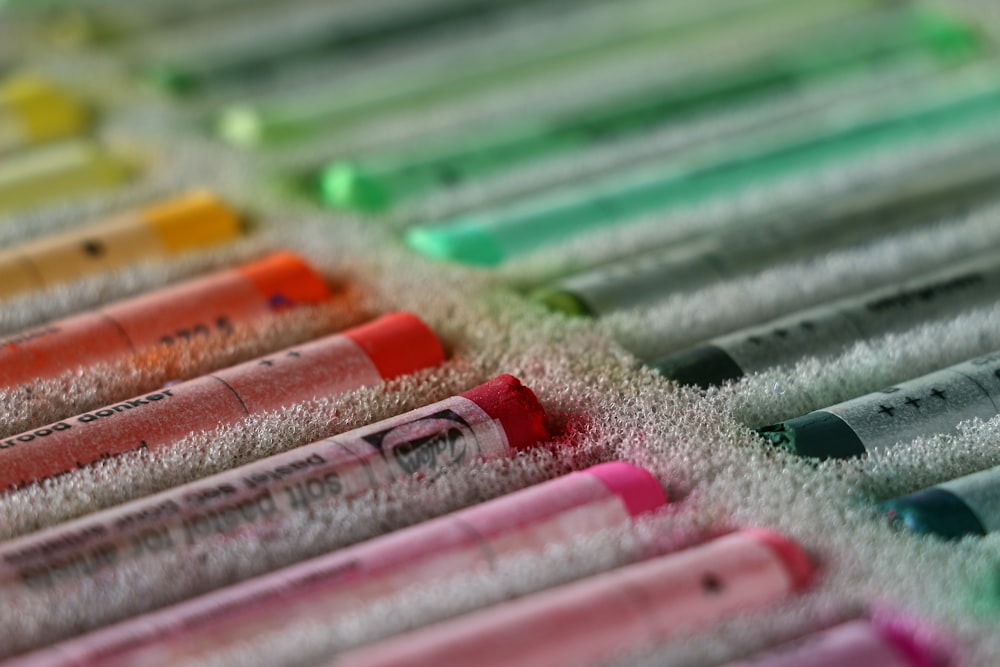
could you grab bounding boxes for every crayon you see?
[0,139,129,214]
[404,70,1000,267]
[0,190,241,299]
[0,250,331,389]
[0,374,548,590]
[318,8,977,213]
[654,250,1000,388]
[721,617,949,667]
[217,0,876,147]
[881,465,1000,539]
[0,74,88,153]
[534,144,1000,317]
[757,350,1000,460]
[2,462,661,666]
[325,529,811,667]
[0,312,445,489]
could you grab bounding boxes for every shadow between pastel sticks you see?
[654,248,1000,389]
[756,349,1000,460]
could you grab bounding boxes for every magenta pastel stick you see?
[721,617,951,667]
[327,529,813,667]
[0,374,549,594]
[5,462,667,667]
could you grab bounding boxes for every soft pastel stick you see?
[721,617,950,667]
[318,8,978,212]
[757,349,1000,460]
[535,145,1000,317]
[146,0,572,95]
[0,312,445,489]
[216,0,876,147]
[655,248,1000,388]
[4,463,662,667]
[0,74,88,153]
[0,139,129,214]
[881,464,1000,539]
[404,71,1000,266]
[0,374,548,590]
[0,250,331,389]
[0,189,241,299]
[328,529,812,667]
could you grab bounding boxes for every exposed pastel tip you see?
[461,374,549,451]
[343,313,446,380]
[743,528,814,590]
[584,461,668,517]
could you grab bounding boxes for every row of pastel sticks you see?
[0,295,946,667]
[2,0,1000,665]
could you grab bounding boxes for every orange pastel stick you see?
[0,312,446,490]
[0,251,331,389]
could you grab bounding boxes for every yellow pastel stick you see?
[0,139,130,214]
[0,190,242,298]
[0,75,89,153]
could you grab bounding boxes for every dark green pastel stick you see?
[146,0,566,94]
[757,351,1000,460]
[318,8,979,212]
[217,0,881,145]
[534,144,1000,318]
[882,484,990,539]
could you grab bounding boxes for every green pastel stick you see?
[146,0,560,95]
[217,0,879,146]
[405,72,1000,266]
[318,8,979,213]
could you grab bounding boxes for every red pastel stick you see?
[0,312,445,490]
[0,250,333,389]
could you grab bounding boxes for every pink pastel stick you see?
[0,374,548,594]
[6,462,667,667]
[328,529,813,667]
[722,617,950,667]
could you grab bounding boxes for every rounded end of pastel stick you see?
[143,190,242,251]
[872,613,954,667]
[881,488,987,540]
[756,411,867,460]
[460,374,549,451]
[2,74,89,141]
[238,251,332,308]
[343,312,446,380]
[404,223,503,266]
[913,7,984,62]
[144,65,197,96]
[217,105,265,147]
[744,528,813,591]
[585,461,667,517]
[652,344,744,389]
[531,287,594,317]
[319,162,391,213]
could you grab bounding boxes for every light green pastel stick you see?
[218,0,881,146]
[404,74,1000,267]
[317,8,980,213]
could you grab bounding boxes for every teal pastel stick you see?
[405,76,1000,266]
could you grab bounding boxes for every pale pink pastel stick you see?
[6,462,666,667]
[720,617,950,667]
[328,529,813,667]
[0,374,545,593]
